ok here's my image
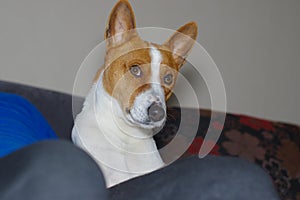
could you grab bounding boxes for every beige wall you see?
[0,0,299,125]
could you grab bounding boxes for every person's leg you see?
[0,140,108,200]
[0,93,58,157]
[109,156,279,200]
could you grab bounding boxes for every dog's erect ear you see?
[105,0,138,48]
[164,22,198,68]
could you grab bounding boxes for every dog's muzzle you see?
[125,87,167,129]
[148,102,165,122]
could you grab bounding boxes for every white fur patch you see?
[72,73,164,187]
[150,45,162,92]
[127,45,166,128]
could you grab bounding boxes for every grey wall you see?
[0,0,299,125]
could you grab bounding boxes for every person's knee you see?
[172,156,279,200]
[110,156,279,200]
[196,156,273,183]
[22,140,103,178]
[174,156,270,178]
[0,140,107,200]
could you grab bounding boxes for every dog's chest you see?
[72,88,164,187]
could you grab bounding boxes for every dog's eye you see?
[164,74,173,85]
[130,65,142,77]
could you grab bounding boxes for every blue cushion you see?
[0,93,58,157]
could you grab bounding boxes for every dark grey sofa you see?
[1,80,299,199]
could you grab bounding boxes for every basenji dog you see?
[72,0,197,187]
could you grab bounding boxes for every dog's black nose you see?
[148,103,165,122]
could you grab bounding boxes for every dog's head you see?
[98,0,197,129]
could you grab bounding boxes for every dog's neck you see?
[73,74,164,187]
[94,74,154,146]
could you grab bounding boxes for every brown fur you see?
[96,0,198,112]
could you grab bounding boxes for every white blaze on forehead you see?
[149,45,162,93]
[128,45,166,128]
